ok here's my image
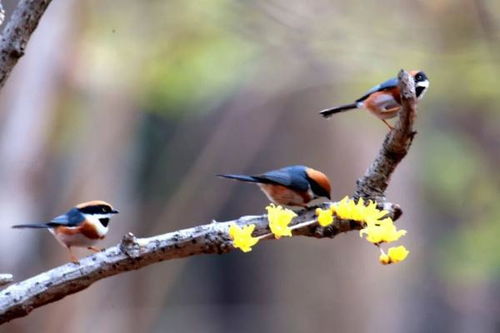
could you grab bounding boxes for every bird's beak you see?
[111,209,119,214]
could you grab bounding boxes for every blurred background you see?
[1,0,499,332]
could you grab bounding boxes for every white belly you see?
[49,229,100,248]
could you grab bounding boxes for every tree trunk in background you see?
[0,0,77,270]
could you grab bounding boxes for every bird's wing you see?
[50,208,85,227]
[255,167,310,192]
[356,77,398,102]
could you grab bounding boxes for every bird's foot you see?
[87,246,103,253]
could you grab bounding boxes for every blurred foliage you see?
[424,129,500,283]
[423,131,487,210]
[440,209,500,283]
[140,35,256,115]
[82,0,259,117]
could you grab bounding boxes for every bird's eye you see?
[97,205,109,213]
[415,73,423,81]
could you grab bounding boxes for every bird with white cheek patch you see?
[12,200,119,263]
[319,70,430,129]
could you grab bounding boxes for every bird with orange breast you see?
[218,165,331,207]
[319,70,429,129]
[12,201,119,263]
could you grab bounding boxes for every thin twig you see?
[0,275,13,288]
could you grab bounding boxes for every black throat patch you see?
[416,86,426,98]
[99,218,110,227]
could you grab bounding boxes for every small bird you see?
[319,70,429,129]
[218,165,331,207]
[12,201,119,263]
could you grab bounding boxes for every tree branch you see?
[0,275,13,287]
[354,69,417,217]
[0,0,54,89]
[0,70,418,324]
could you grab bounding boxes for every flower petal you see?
[229,223,259,252]
[316,207,334,227]
[267,204,296,239]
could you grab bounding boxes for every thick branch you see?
[0,70,418,323]
[0,201,401,324]
[354,69,417,205]
[0,0,54,89]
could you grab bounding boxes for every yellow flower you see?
[331,196,407,246]
[266,204,297,239]
[359,218,407,244]
[334,196,361,220]
[379,246,410,265]
[361,199,390,222]
[388,246,410,262]
[229,223,259,252]
[334,196,389,222]
[316,207,334,227]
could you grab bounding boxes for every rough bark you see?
[0,0,54,89]
[354,69,417,210]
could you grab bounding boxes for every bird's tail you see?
[217,174,259,183]
[319,102,359,118]
[12,223,55,229]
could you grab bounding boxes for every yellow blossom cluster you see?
[228,204,297,252]
[335,196,389,222]
[229,198,410,265]
[315,196,389,228]
[359,218,407,244]
[315,196,410,265]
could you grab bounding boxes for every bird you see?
[12,200,119,263]
[218,165,331,207]
[319,70,429,129]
